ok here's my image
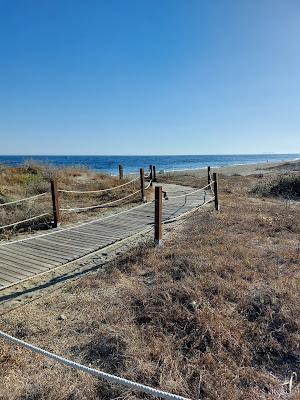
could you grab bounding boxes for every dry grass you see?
[0,172,299,399]
[0,161,141,240]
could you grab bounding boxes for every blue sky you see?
[0,0,299,155]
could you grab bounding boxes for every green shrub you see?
[252,175,300,199]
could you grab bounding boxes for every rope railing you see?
[59,176,140,194]
[0,330,190,400]
[0,192,49,207]
[60,189,141,212]
[165,182,213,200]
[209,170,214,191]
[162,196,215,225]
[0,165,216,246]
[144,180,152,190]
[0,201,153,246]
[145,170,151,179]
[0,213,50,230]
[0,166,150,233]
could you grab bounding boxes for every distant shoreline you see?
[158,158,300,178]
[0,154,299,176]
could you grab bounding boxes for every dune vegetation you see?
[0,168,299,399]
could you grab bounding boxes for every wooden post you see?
[154,186,162,245]
[50,178,61,228]
[213,172,219,211]
[208,166,211,185]
[140,168,146,202]
[153,165,157,182]
[118,164,123,180]
[149,164,153,181]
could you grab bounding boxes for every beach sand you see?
[159,159,299,178]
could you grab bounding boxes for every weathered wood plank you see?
[0,250,54,270]
[1,245,63,265]
[0,263,34,277]
[23,239,83,257]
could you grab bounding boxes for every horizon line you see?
[0,153,299,157]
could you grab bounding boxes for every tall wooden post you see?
[213,172,219,211]
[140,168,146,202]
[149,164,153,181]
[50,178,61,228]
[153,165,157,182]
[154,186,162,245]
[208,166,211,185]
[118,164,124,180]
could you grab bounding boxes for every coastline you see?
[1,154,300,176]
[159,159,300,178]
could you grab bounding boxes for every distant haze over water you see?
[0,154,299,175]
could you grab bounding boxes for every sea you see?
[0,154,299,175]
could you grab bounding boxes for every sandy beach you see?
[159,158,300,178]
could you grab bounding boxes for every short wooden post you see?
[207,166,211,185]
[50,178,61,227]
[153,165,157,182]
[213,172,219,211]
[154,186,162,245]
[118,164,124,180]
[140,168,146,202]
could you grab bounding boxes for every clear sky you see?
[0,0,299,155]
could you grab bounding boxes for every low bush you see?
[252,175,300,200]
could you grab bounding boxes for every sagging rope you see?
[166,183,213,200]
[0,330,190,400]
[145,170,151,179]
[144,180,152,190]
[0,192,48,207]
[59,176,140,194]
[162,196,215,224]
[60,189,141,212]
[0,213,50,230]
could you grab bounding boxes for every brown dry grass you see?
[0,161,140,240]
[0,172,299,399]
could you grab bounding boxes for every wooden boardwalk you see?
[0,183,213,290]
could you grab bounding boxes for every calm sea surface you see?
[0,154,299,175]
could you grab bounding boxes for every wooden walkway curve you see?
[0,183,213,290]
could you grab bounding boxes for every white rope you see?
[0,192,48,207]
[0,200,152,246]
[0,330,190,400]
[209,171,214,191]
[166,183,213,200]
[145,170,151,179]
[144,180,152,190]
[59,176,139,194]
[60,190,141,212]
[0,213,50,230]
[162,197,215,224]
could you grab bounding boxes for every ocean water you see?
[0,154,299,175]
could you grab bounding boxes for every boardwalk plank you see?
[0,250,54,270]
[1,245,64,265]
[22,239,83,257]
